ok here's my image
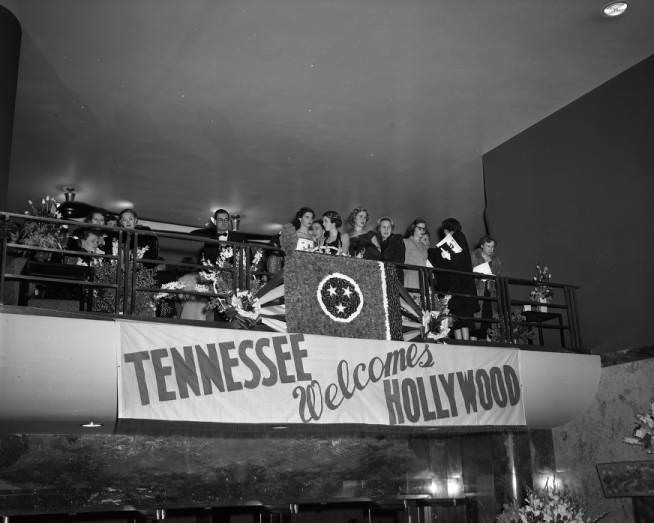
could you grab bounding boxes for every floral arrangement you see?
[422,295,452,341]
[154,247,265,328]
[624,399,654,453]
[199,247,264,327]
[530,264,553,303]
[497,487,606,523]
[487,311,536,345]
[18,196,68,250]
[92,240,156,317]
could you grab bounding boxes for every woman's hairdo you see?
[441,217,462,233]
[292,207,315,229]
[322,210,342,228]
[78,228,100,240]
[345,207,369,231]
[404,218,427,238]
[85,210,104,223]
[376,216,394,231]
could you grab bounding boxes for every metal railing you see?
[0,212,584,352]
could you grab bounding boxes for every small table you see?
[19,260,95,311]
[522,310,565,347]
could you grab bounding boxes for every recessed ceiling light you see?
[271,425,288,430]
[81,421,103,428]
[602,2,628,17]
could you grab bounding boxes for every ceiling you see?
[3,0,654,237]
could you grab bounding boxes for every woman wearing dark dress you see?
[428,217,479,341]
[376,216,405,264]
[345,207,381,259]
[322,210,349,255]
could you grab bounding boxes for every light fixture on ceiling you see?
[602,2,628,17]
[80,420,103,428]
[58,186,98,220]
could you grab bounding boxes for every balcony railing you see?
[0,212,584,352]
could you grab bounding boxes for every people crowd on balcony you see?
[14,202,503,340]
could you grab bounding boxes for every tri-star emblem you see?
[316,272,364,323]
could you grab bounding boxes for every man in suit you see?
[198,209,248,263]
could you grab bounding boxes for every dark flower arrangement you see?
[18,196,68,250]
[487,312,536,345]
[92,241,157,317]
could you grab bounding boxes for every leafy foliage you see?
[487,312,536,345]
[497,487,606,523]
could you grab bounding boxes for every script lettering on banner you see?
[119,322,526,427]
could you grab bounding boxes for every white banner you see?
[119,322,526,427]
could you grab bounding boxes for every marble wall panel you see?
[552,357,654,523]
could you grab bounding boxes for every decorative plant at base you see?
[530,264,553,306]
[496,487,606,522]
[17,196,68,254]
[92,241,156,317]
[624,399,654,453]
[421,295,452,341]
[199,247,264,328]
[487,312,536,345]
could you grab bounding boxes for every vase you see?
[537,297,548,313]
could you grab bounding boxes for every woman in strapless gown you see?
[292,206,316,252]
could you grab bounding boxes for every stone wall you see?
[553,357,654,523]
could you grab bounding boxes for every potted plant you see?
[487,312,536,345]
[525,264,553,312]
[17,196,68,260]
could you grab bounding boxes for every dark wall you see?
[483,54,654,354]
[0,4,21,208]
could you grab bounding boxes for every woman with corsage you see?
[292,207,316,252]
[345,207,381,260]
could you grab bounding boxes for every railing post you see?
[0,224,7,305]
[245,243,253,291]
[130,230,139,315]
[420,267,430,311]
[565,286,583,352]
[120,229,130,316]
[496,276,512,344]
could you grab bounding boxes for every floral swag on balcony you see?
[155,247,270,329]
[16,196,68,256]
